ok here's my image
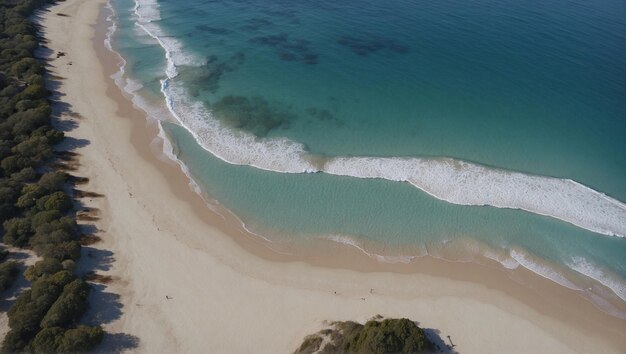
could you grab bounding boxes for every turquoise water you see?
[107,0,626,314]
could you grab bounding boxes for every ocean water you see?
[106,0,626,316]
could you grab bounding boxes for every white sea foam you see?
[324,157,626,237]
[133,0,201,77]
[326,235,417,263]
[155,122,204,196]
[510,250,580,290]
[482,249,520,270]
[133,0,160,23]
[568,257,626,302]
[162,80,319,173]
[104,2,116,51]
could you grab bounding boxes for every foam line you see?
[326,235,417,263]
[568,257,626,302]
[510,250,580,290]
[323,157,626,237]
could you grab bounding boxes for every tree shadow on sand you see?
[415,322,459,354]
[78,249,140,352]
[93,332,140,353]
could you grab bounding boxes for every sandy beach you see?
[24,0,626,352]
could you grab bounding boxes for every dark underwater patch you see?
[260,8,300,24]
[337,35,409,56]
[181,52,246,95]
[211,95,296,137]
[250,33,318,65]
[241,17,274,32]
[306,107,336,122]
[195,25,231,35]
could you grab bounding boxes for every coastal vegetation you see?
[0,246,19,292]
[295,318,436,354]
[0,0,103,352]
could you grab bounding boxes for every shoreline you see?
[36,0,626,352]
[108,0,626,313]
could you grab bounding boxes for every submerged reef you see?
[195,25,232,35]
[305,107,343,127]
[181,52,246,95]
[241,17,274,32]
[211,95,296,137]
[337,35,409,56]
[261,8,300,24]
[250,33,318,65]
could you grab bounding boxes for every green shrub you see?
[44,191,72,212]
[30,326,64,353]
[21,83,48,100]
[0,260,19,292]
[295,318,435,354]
[10,57,42,78]
[30,210,63,229]
[31,325,104,354]
[25,258,63,281]
[38,172,68,192]
[41,279,90,328]
[11,167,37,183]
[3,217,31,246]
[35,241,81,261]
[9,105,51,136]
[17,183,46,209]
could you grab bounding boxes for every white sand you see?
[21,0,626,353]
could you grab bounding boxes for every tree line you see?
[0,0,103,352]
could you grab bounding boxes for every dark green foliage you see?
[3,271,75,352]
[37,191,73,212]
[12,167,37,183]
[4,105,52,137]
[296,335,323,354]
[16,184,46,209]
[10,57,42,78]
[0,0,103,351]
[35,240,81,261]
[0,259,19,292]
[31,325,104,354]
[348,319,434,353]
[25,258,63,281]
[40,279,90,328]
[2,273,78,351]
[0,184,19,220]
[296,318,436,354]
[57,326,104,353]
[30,326,65,353]
[2,217,31,246]
[37,171,68,192]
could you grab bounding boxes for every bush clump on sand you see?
[295,318,436,354]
